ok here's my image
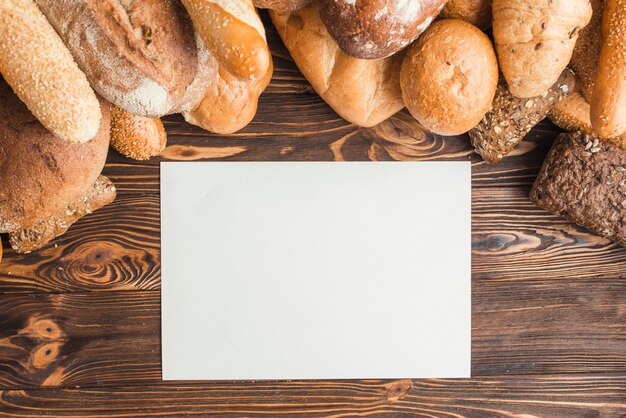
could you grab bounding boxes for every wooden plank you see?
[1,376,625,417]
[0,284,624,389]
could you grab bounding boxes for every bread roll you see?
[590,0,626,138]
[0,0,101,143]
[110,106,167,161]
[493,0,592,98]
[400,19,498,136]
[440,0,492,30]
[0,80,112,252]
[35,0,216,118]
[570,0,604,101]
[185,62,273,134]
[318,0,447,60]
[253,0,311,11]
[271,6,405,127]
[182,0,271,82]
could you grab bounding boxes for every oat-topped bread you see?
[0,80,116,253]
[34,0,217,117]
[318,0,448,59]
[530,131,626,246]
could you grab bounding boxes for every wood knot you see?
[19,317,65,341]
[385,379,412,402]
[30,341,64,369]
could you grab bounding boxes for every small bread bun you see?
[440,0,492,30]
[319,0,447,60]
[253,0,311,11]
[110,106,167,161]
[400,19,498,136]
[0,0,101,143]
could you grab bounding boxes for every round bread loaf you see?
[34,0,216,117]
[253,0,311,11]
[0,80,110,233]
[440,0,492,30]
[319,0,447,60]
[400,19,498,135]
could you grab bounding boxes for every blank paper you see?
[161,161,471,380]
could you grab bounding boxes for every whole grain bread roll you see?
[34,0,217,118]
[400,19,498,136]
[271,5,405,127]
[253,0,311,11]
[0,0,101,143]
[0,80,114,252]
[318,0,447,60]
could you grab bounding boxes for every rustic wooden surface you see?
[1,14,625,417]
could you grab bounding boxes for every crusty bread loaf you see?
[440,0,492,30]
[182,0,271,82]
[570,0,604,101]
[35,0,215,118]
[400,19,498,136]
[318,0,447,60]
[110,106,167,161]
[493,0,592,98]
[184,61,273,134]
[590,0,626,138]
[0,80,111,241]
[0,0,101,143]
[271,5,405,127]
[253,0,311,11]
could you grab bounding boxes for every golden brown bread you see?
[271,5,405,127]
[493,0,592,98]
[590,0,626,138]
[110,106,167,161]
[0,0,101,143]
[440,0,492,30]
[253,0,311,11]
[318,0,447,59]
[400,19,498,136]
[570,0,604,101]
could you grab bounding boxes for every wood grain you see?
[1,376,625,417]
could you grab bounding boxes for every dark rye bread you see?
[530,132,626,246]
[0,80,110,235]
[318,0,447,59]
[34,0,217,117]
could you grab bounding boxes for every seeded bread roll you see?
[470,70,576,163]
[400,19,498,136]
[570,0,604,101]
[590,0,626,138]
[0,80,113,252]
[253,0,311,11]
[110,106,167,161]
[271,5,405,127]
[0,0,101,143]
[440,0,492,30]
[34,0,216,118]
[318,0,447,60]
[530,132,626,247]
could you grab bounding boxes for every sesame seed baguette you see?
[110,106,167,161]
[181,0,271,82]
[0,0,101,143]
[590,0,626,138]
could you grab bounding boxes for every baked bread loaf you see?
[0,0,101,143]
[440,0,492,30]
[470,70,576,163]
[184,61,273,134]
[253,0,311,11]
[400,19,498,136]
[34,0,216,118]
[271,5,405,127]
[590,0,626,138]
[318,0,447,59]
[493,0,592,98]
[181,0,271,82]
[0,80,113,252]
[530,131,626,246]
[570,0,604,101]
[110,106,167,161]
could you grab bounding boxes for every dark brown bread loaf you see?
[530,131,626,246]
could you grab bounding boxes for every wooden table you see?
[1,16,625,417]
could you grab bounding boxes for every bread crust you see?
[570,0,604,102]
[400,19,498,136]
[110,106,167,160]
[319,0,447,59]
[271,6,405,127]
[253,0,311,11]
[35,0,210,117]
[440,0,492,30]
[0,0,101,143]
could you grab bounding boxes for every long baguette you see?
[0,0,101,143]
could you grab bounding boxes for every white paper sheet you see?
[161,162,471,380]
